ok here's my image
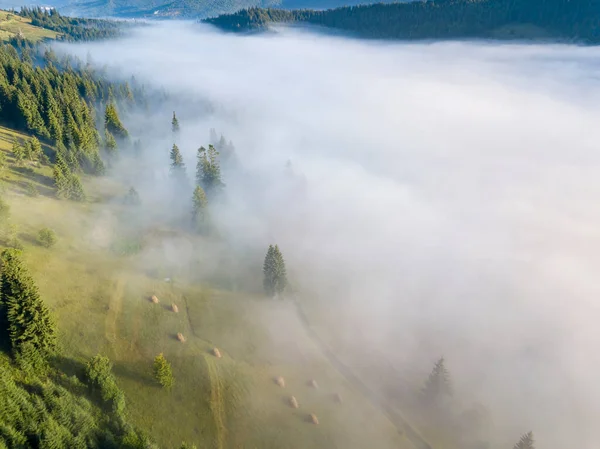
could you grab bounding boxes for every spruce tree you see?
[192,186,208,231]
[104,129,117,155]
[67,174,86,202]
[153,353,174,389]
[0,249,57,356]
[170,144,186,181]
[196,145,224,197]
[104,103,128,139]
[513,432,535,449]
[12,140,25,165]
[421,357,453,406]
[26,137,42,162]
[172,111,180,134]
[53,154,69,199]
[124,187,141,206]
[263,244,287,297]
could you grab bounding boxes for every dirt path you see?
[292,298,432,449]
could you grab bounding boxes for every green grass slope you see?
[0,10,58,41]
[0,124,413,449]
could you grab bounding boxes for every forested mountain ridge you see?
[51,0,406,19]
[205,0,600,43]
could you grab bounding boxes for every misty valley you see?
[0,2,598,449]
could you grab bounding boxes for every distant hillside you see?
[205,0,600,43]
[52,0,407,19]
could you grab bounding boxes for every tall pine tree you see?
[513,432,535,449]
[104,103,128,139]
[0,249,56,356]
[172,111,180,134]
[196,145,224,197]
[421,357,453,406]
[192,186,208,232]
[263,244,287,298]
[170,144,186,181]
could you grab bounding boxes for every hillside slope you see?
[205,0,600,43]
[0,10,58,41]
[0,122,413,449]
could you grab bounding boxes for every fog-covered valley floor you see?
[55,22,600,449]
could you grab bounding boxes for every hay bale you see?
[212,347,222,358]
[150,295,159,304]
[176,332,186,343]
[171,303,179,313]
[309,413,319,425]
[289,396,299,409]
[274,376,285,387]
[308,379,318,389]
[333,393,343,404]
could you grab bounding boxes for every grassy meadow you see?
[0,124,412,449]
[0,11,58,42]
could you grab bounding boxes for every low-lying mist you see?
[56,22,600,449]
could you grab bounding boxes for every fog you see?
[57,22,600,449]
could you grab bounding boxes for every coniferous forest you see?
[205,0,600,43]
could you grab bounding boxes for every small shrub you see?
[153,353,174,389]
[37,228,57,248]
[24,181,39,197]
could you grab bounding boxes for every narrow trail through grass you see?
[205,354,227,449]
[292,297,432,449]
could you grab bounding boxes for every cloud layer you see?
[57,23,600,448]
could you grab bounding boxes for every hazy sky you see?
[57,22,600,449]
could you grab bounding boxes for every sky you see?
[57,22,600,448]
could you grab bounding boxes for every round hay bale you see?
[150,295,159,304]
[171,303,179,313]
[308,379,318,389]
[309,413,319,425]
[212,347,222,358]
[275,376,285,387]
[333,393,343,404]
[176,332,186,343]
[289,396,299,409]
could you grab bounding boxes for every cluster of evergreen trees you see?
[166,113,228,233]
[0,248,197,448]
[206,0,600,43]
[18,7,125,42]
[0,35,144,200]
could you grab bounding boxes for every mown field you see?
[0,124,412,449]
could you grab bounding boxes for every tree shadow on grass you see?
[12,165,54,187]
[3,176,54,198]
[112,360,156,388]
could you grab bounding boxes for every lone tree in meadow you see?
[124,187,141,206]
[192,186,208,231]
[37,228,57,248]
[196,145,224,197]
[104,103,128,139]
[421,357,453,407]
[513,432,535,449]
[0,249,57,357]
[263,245,287,297]
[153,353,174,389]
[172,111,180,134]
